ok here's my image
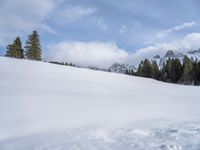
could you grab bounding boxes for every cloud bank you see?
[45,33,200,67]
[129,33,200,65]
[45,41,128,68]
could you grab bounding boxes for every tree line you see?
[5,30,42,61]
[49,61,75,67]
[126,56,200,85]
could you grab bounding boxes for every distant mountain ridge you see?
[108,63,137,74]
[152,49,200,68]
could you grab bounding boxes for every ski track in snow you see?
[0,57,200,150]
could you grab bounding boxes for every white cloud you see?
[156,21,196,38]
[45,33,200,67]
[173,22,196,30]
[54,5,97,24]
[0,0,56,46]
[130,33,200,65]
[45,41,128,68]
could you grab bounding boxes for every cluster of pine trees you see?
[126,56,200,85]
[5,31,42,61]
[125,69,136,76]
[49,61,75,67]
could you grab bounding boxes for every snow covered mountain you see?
[0,57,200,150]
[152,49,200,67]
[108,63,137,74]
[187,49,200,60]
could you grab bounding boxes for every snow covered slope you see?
[0,57,200,150]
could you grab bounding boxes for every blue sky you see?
[1,0,200,67]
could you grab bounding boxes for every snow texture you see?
[0,57,200,149]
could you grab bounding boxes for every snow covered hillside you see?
[0,57,200,150]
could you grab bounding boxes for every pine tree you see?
[13,37,24,59]
[182,56,194,84]
[5,37,24,59]
[197,62,200,84]
[163,58,183,83]
[131,69,134,75]
[25,31,42,61]
[193,61,198,85]
[125,69,129,75]
[137,60,144,76]
[5,44,14,57]
[165,58,172,82]
[152,61,160,79]
[161,62,168,82]
[137,59,153,78]
[142,59,153,78]
[174,58,182,83]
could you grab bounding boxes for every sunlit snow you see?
[0,57,200,150]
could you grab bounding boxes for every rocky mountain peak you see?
[165,50,176,58]
[153,55,161,59]
[109,63,136,74]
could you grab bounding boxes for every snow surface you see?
[0,57,200,150]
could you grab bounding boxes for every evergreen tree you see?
[161,62,168,82]
[182,56,194,84]
[5,37,24,59]
[192,59,200,85]
[170,59,176,82]
[125,69,129,75]
[143,59,153,78]
[125,69,128,75]
[5,44,14,57]
[138,59,153,78]
[137,60,144,76]
[25,31,42,61]
[165,58,172,82]
[173,58,183,83]
[13,37,24,59]
[137,59,154,78]
[163,58,183,83]
[197,62,200,84]
[130,69,134,75]
[152,61,160,79]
